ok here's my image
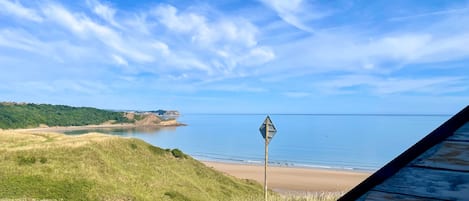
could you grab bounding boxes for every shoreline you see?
[10,122,185,133]
[202,161,371,194]
[193,155,377,173]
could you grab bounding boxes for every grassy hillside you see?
[0,131,264,201]
[0,102,134,129]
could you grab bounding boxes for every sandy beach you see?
[11,123,136,132]
[11,121,184,133]
[203,161,371,194]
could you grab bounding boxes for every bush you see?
[171,149,186,159]
[39,157,47,164]
[164,191,190,201]
[17,156,36,165]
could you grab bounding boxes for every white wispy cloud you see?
[7,79,111,95]
[315,75,468,95]
[150,41,170,55]
[203,83,266,93]
[271,20,469,76]
[153,4,205,33]
[0,28,87,62]
[0,0,43,22]
[0,29,43,52]
[86,0,121,28]
[0,0,276,83]
[41,3,159,63]
[283,92,311,98]
[153,4,259,47]
[240,46,275,66]
[389,7,469,21]
[111,54,128,66]
[153,4,274,75]
[259,0,327,33]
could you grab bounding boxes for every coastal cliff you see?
[126,112,183,127]
[0,102,182,129]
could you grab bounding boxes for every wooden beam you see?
[411,140,469,171]
[358,190,444,201]
[455,122,469,133]
[373,167,469,200]
[449,122,469,141]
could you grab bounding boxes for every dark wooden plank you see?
[358,190,443,201]
[411,140,469,171]
[450,122,469,141]
[373,167,469,200]
[447,132,469,141]
[455,122,469,133]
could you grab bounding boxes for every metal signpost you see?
[259,116,277,201]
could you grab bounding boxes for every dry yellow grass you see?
[0,131,115,150]
[0,131,264,200]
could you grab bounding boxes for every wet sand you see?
[203,161,371,194]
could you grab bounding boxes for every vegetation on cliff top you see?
[0,102,155,129]
[0,131,264,201]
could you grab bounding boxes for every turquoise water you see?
[65,114,449,171]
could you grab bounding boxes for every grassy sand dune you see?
[0,131,343,201]
[0,131,264,201]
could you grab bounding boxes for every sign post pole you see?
[259,116,276,201]
[264,124,268,201]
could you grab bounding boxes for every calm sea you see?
[65,114,450,171]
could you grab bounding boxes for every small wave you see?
[192,153,377,172]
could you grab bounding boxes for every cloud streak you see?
[259,0,328,33]
[153,4,274,74]
[271,19,469,75]
[0,0,43,22]
[315,75,468,95]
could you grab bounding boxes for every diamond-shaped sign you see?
[259,116,277,143]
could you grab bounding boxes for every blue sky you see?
[0,0,468,114]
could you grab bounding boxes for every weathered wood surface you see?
[411,140,469,171]
[358,190,444,201]
[450,122,469,141]
[455,122,469,133]
[373,167,469,200]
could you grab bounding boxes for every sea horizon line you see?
[182,113,452,116]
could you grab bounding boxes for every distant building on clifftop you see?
[151,110,180,116]
[164,110,180,116]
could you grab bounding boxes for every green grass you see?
[0,131,341,201]
[0,131,264,201]
[0,175,92,200]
